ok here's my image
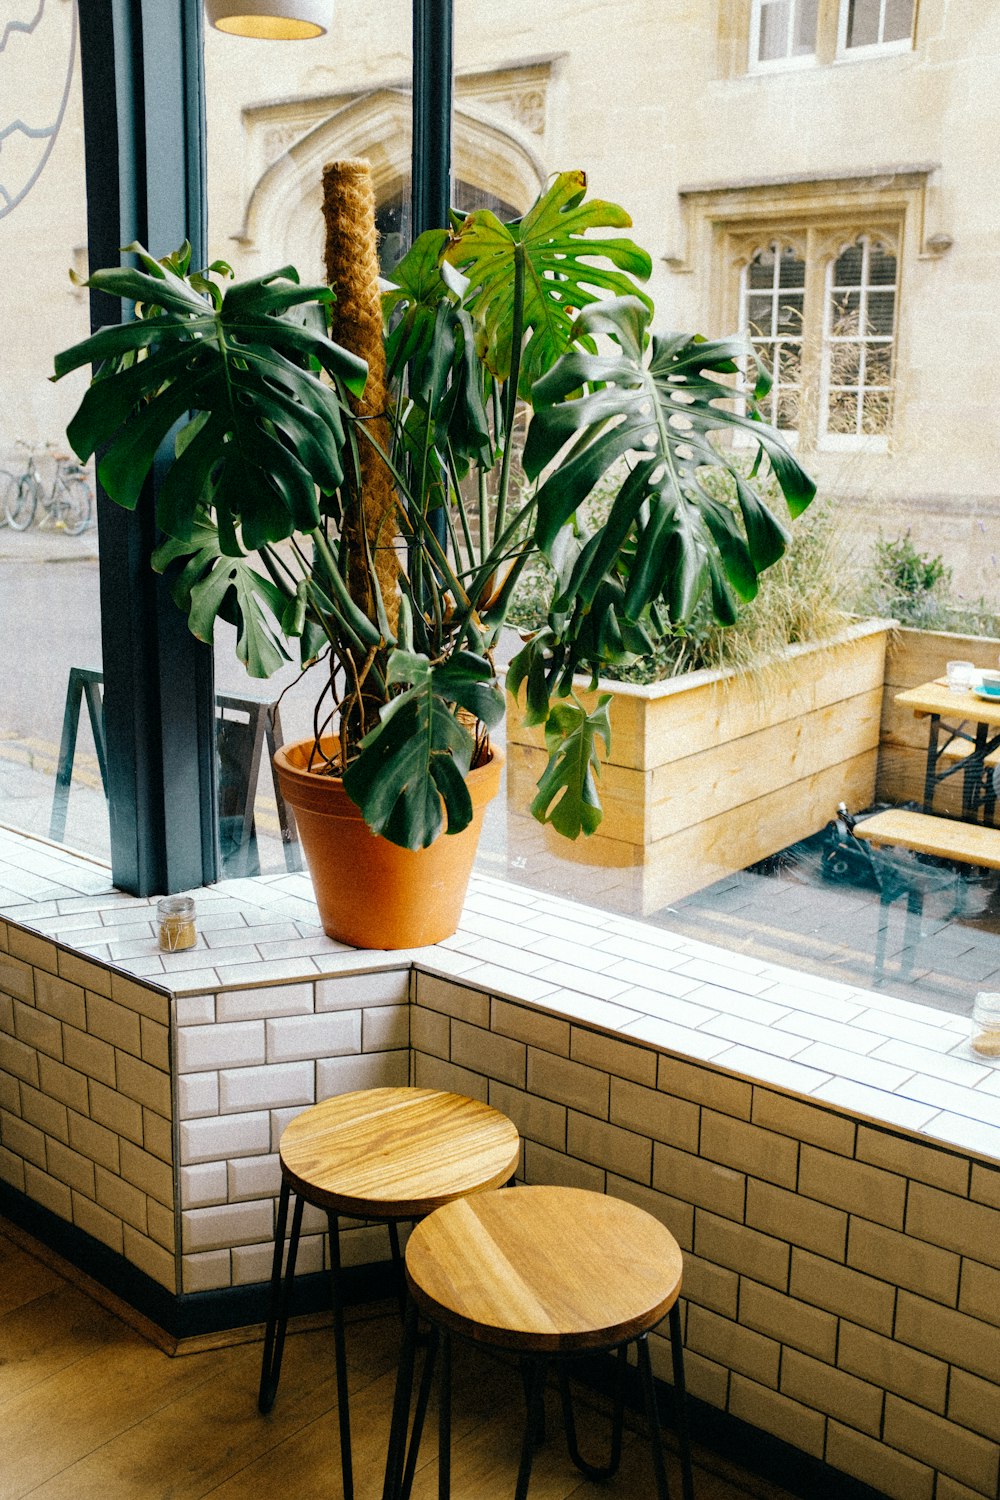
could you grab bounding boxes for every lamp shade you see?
[205,0,331,39]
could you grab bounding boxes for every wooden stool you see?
[258,1088,520,1500]
[381,1185,694,1500]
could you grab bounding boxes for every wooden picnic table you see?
[895,678,1000,823]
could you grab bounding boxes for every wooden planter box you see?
[505,620,890,914]
[877,626,1000,816]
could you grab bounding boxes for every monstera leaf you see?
[152,523,293,679]
[343,649,505,849]
[521,297,816,692]
[52,247,367,552]
[384,234,494,476]
[443,170,653,397]
[530,697,612,840]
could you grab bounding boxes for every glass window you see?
[63,0,987,1017]
[742,243,807,434]
[822,236,897,442]
[841,0,914,53]
[751,0,819,68]
[0,2,107,865]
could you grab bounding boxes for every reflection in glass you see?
[0,6,106,863]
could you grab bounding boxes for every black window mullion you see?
[78,0,217,896]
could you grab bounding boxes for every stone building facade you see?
[1,0,997,593]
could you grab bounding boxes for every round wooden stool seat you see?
[259,1088,519,1500]
[405,1185,683,1351]
[279,1087,520,1218]
[382,1186,694,1500]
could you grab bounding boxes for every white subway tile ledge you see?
[0,825,993,1168]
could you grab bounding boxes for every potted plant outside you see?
[52,166,815,947]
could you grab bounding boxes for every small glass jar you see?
[946,659,975,693]
[971,992,1000,1058]
[157,895,197,953]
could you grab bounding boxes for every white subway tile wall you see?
[2,831,1000,1496]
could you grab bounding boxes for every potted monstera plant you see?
[52,167,814,948]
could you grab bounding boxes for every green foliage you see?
[852,531,999,637]
[444,170,653,397]
[53,173,816,852]
[342,651,505,849]
[530,696,612,840]
[514,298,816,706]
[510,470,844,686]
[53,245,366,553]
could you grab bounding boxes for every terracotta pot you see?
[273,736,503,949]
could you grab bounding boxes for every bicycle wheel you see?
[3,475,36,530]
[0,469,17,527]
[59,477,94,536]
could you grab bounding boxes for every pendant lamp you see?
[205,0,331,39]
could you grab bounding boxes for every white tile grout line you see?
[1,829,999,1164]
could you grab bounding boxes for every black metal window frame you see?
[79,0,452,896]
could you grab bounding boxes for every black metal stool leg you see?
[438,1329,452,1500]
[637,1334,671,1500]
[400,1324,439,1500]
[669,1302,695,1500]
[258,1182,304,1413]
[514,1357,548,1500]
[382,1297,421,1500]
[558,1344,627,1480]
[519,1357,546,1447]
[328,1211,354,1500]
[388,1218,407,1319]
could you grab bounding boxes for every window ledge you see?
[0,823,996,1167]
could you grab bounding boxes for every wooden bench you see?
[855,809,1000,868]
[855,810,1000,980]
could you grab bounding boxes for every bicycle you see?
[0,441,94,535]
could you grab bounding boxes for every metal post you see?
[411,0,453,552]
[411,0,453,239]
[77,0,218,895]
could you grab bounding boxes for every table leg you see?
[924,715,942,813]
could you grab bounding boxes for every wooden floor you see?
[0,1224,797,1500]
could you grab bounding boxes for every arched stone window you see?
[232,89,544,282]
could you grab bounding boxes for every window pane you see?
[794,0,819,53]
[776,343,802,386]
[776,292,805,334]
[846,0,881,48]
[827,387,860,433]
[779,256,807,288]
[861,386,893,432]
[830,289,863,329]
[866,346,894,386]
[759,0,791,62]
[833,243,864,286]
[867,289,896,334]
[868,247,898,285]
[0,7,108,864]
[884,0,914,43]
[746,292,775,334]
[830,344,862,386]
